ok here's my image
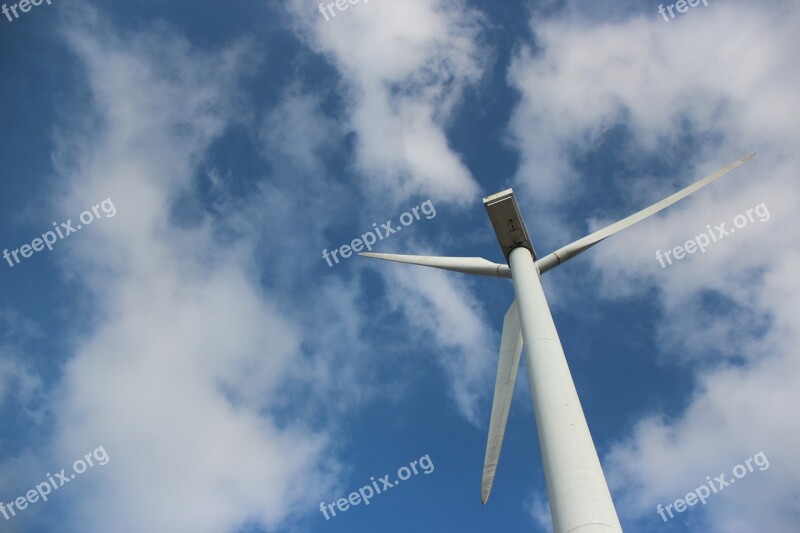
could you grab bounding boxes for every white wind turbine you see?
[360,153,756,533]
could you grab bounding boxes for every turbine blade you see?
[359,252,511,278]
[481,299,524,504]
[536,152,757,274]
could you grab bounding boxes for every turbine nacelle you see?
[483,188,536,263]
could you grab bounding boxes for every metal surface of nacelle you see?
[483,188,536,263]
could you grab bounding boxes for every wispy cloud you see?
[0,6,347,532]
[286,0,488,205]
[508,1,800,530]
[378,261,497,425]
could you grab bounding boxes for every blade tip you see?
[480,480,492,505]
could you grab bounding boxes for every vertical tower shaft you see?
[509,247,622,533]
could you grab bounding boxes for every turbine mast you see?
[486,191,622,532]
[509,246,621,532]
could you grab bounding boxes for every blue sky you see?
[1,1,798,532]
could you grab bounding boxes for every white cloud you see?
[525,490,552,533]
[508,1,800,530]
[0,7,347,532]
[286,0,488,205]
[0,357,41,413]
[0,309,44,414]
[377,260,498,425]
[278,0,505,427]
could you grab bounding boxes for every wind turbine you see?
[360,153,756,533]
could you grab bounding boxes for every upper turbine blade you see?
[481,299,524,505]
[536,152,757,274]
[359,252,511,278]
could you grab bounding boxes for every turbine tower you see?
[360,153,756,533]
